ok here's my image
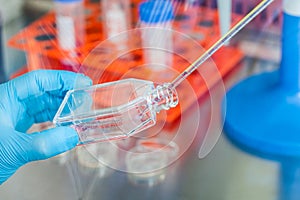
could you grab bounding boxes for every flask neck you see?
[149,83,178,113]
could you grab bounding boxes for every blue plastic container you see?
[223,3,300,200]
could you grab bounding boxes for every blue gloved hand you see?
[0,70,92,184]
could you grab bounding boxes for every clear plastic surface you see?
[53,78,178,145]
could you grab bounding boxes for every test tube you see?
[101,0,131,51]
[179,0,198,35]
[54,0,85,69]
[138,0,174,71]
[217,0,232,45]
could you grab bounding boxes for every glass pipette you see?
[171,0,274,88]
[54,0,274,145]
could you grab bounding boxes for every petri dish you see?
[77,142,118,178]
[126,138,179,186]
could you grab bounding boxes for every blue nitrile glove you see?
[0,70,92,184]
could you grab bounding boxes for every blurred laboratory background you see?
[1,0,298,200]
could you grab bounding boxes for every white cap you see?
[283,0,300,16]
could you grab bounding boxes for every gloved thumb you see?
[28,127,79,161]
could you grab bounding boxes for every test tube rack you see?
[8,1,244,127]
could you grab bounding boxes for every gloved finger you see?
[24,93,63,116]
[10,70,92,101]
[32,108,58,124]
[28,127,79,161]
[15,94,64,131]
[16,108,57,132]
[17,90,93,131]
[25,90,93,124]
[15,115,34,133]
[0,127,31,184]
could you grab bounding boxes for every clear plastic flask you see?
[53,78,178,145]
